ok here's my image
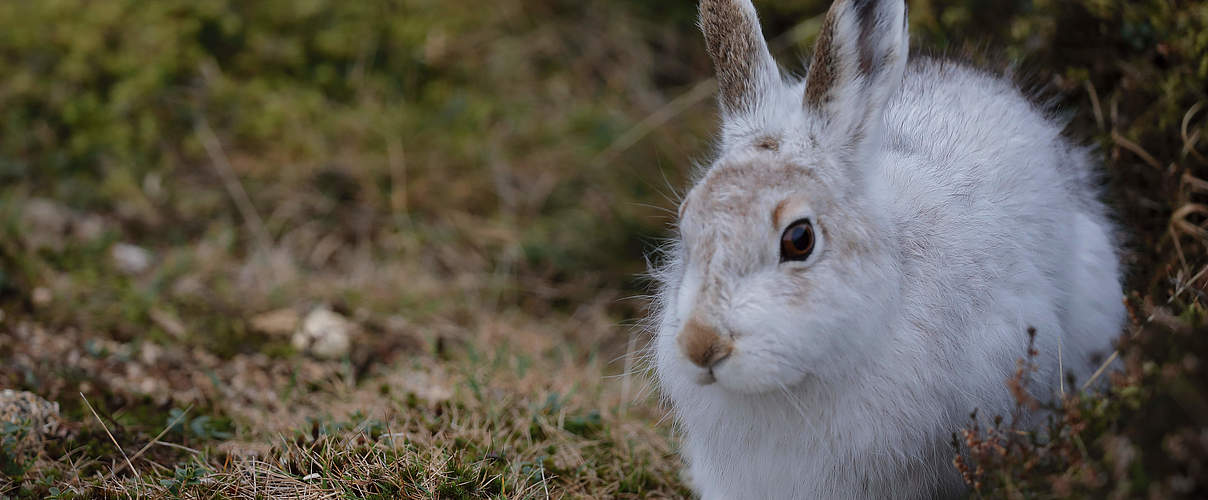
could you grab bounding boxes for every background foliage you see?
[0,0,1205,498]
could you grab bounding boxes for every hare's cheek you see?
[713,345,803,394]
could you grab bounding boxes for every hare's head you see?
[657,0,909,395]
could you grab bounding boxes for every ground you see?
[0,1,1205,499]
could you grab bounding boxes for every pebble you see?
[0,390,61,438]
[111,243,153,275]
[31,287,52,307]
[72,214,108,242]
[20,198,71,251]
[291,307,354,359]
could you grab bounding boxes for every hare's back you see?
[880,58,1115,356]
[882,58,1102,259]
[885,59,1095,200]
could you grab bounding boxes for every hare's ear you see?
[804,0,908,150]
[700,0,781,117]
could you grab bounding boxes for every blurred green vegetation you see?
[0,0,712,294]
[0,0,1205,498]
[0,0,727,356]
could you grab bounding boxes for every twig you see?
[1174,265,1208,302]
[1057,338,1065,398]
[64,447,84,487]
[1081,351,1119,392]
[1172,203,1208,243]
[1084,80,1105,132]
[1182,101,1206,164]
[386,136,408,217]
[1184,129,1205,164]
[155,441,203,454]
[1184,172,1208,193]
[591,79,717,168]
[1171,225,1191,275]
[195,116,275,257]
[1112,130,1164,170]
[80,393,140,481]
[108,405,193,479]
[540,463,550,500]
[590,12,825,168]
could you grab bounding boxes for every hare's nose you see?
[678,317,734,369]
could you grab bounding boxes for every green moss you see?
[0,0,1204,498]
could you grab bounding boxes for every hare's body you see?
[653,2,1124,499]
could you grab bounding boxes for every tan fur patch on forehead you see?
[693,160,815,218]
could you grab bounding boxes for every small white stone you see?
[72,214,108,242]
[20,198,71,251]
[291,307,354,359]
[111,243,153,275]
[31,287,52,307]
[171,275,205,299]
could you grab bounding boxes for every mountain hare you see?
[651,0,1125,498]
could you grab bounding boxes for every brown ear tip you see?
[697,0,778,115]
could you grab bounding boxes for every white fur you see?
[651,1,1125,498]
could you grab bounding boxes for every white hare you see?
[650,0,1125,498]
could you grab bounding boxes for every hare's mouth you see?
[704,347,813,395]
[693,353,731,386]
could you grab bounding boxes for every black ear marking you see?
[854,0,881,74]
[804,0,909,113]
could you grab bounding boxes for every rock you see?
[111,243,153,275]
[30,287,53,307]
[19,198,111,248]
[72,213,108,242]
[249,308,300,336]
[0,390,62,439]
[20,198,71,251]
[139,342,163,365]
[292,307,354,359]
[171,275,205,299]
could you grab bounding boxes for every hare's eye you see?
[780,219,815,262]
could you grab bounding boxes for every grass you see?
[0,0,1206,498]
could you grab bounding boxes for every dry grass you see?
[1,0,1206,498]
[0,1,714,497]
[3,310,688,498]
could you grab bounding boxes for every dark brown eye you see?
[780,219,815,262]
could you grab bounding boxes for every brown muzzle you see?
[677,317,734,369]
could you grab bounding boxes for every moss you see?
[0,0,1204,498]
